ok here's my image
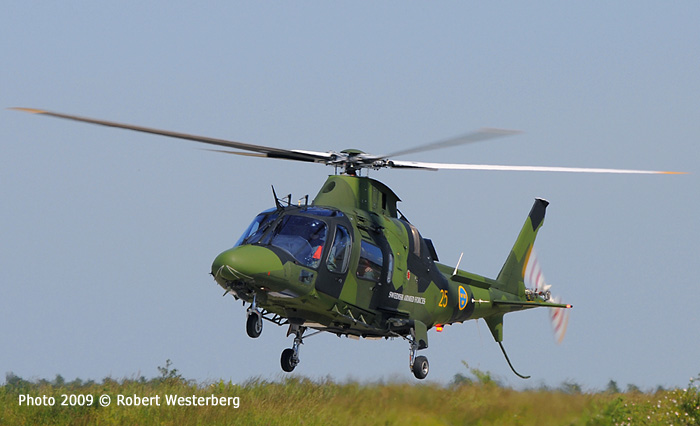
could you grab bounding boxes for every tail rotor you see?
[549,296,570,344]
[524,248,570,343]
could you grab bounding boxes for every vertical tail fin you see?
[495,198,549,295]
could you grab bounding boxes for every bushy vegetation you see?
[1,361,698,425]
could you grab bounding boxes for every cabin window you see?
[408,223,421,257]
[269,215,327,268]
[356,240,383,281]
[327,225,352,274]
[387,252,394,284]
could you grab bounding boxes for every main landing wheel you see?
[412,356,429,380]
[280,348,298,372]
[246,314,262,338]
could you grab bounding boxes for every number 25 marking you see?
[438,289,448,307]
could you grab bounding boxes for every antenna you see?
[452,252,464,276]
[270,186,293,208]
[271,185,283,209]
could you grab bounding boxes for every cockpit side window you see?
[327,225,351,274]
[269,215,327,268]
[356,240,383,282]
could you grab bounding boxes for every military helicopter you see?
[12,107,683,379]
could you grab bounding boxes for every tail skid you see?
[498,342,530,379]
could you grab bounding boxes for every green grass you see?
[2,364,698,426]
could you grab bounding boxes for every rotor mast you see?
[312,174,400,218]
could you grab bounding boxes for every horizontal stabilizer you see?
[492,299,572,309]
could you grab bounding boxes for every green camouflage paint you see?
[212,176,569,353]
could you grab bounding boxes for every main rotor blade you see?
[204,148,334,161]
[10,107,331,164]
[388,160,686,175]
[12,108,686,175]
[381,128,522,159]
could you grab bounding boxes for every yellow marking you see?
[521,245,533,279]
[438,289,448,308]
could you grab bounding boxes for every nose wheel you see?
[246,313,263,338]
[245,294,263,338]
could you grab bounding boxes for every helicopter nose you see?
[211,245,283,283]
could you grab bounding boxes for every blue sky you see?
[2,2,698,390]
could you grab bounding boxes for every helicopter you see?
[11,107,683,380]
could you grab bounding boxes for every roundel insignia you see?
[458,286,468,310]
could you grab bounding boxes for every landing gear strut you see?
[409,336,429,380]
[245,294,263,338]
[279,325,322,373]
[280,325,305,372]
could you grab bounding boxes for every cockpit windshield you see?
[269,215,327,268]
[236,207,344,269]
[235,208,278,247]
